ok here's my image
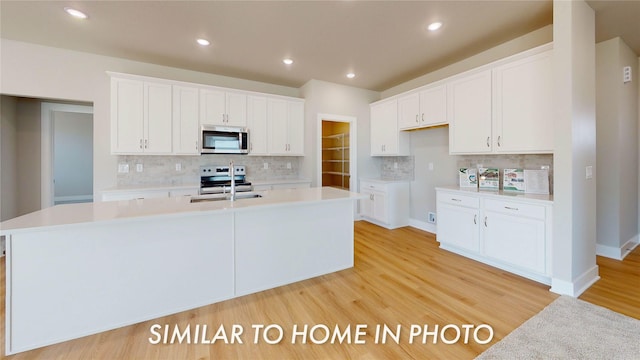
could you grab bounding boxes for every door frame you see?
[316,113,357,191]
[41,102,94,208]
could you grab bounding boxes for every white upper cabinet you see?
[370,99,410,156]
[200,88,247,127]
[247,95,268,155]
[172,85,200,155]
[398,84,447,130]
[447,69,493,154]
[110,77,172,154]
[268,99,304,156]
[492,50,553,153]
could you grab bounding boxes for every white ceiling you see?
[1,1,638,92]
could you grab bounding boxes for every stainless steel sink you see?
[190,193,263,203]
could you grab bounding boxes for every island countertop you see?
[0,186,364,234]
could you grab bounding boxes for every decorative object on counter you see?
[478,167,499,190]
[458,168,478,188]
[524,169,550,194]
[503,168,525,192]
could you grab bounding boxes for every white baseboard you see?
[551,265,600,297]
[409,218,436,234]
[596,234,639,260]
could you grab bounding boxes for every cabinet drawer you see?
[484,199,545,219]
[437,192,479,208]
[360,181,387,193]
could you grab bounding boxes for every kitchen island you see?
[0,187,363,355]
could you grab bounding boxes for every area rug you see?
[476,296,640,359]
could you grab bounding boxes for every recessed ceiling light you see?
[64,7,88,19]
[346,73,356,79]
[428,22,443,31]
[283,58,294,65]
[196,39,210,46]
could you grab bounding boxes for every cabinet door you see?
[448,70,492,154]
[372,191,388,224]
[420,85,447,126]
[437,203,480,252]
[287,101,305,155]
[144,82,172,154]
[493,51,553,153]
[370,99,398,155]
[267,98,288,154]
[482,210,546,274]
[111,78,144,153]
[247,96,268,155]
[398,93,420,130]
[359,190,374,218]
[200,88,226,125]
[226,92,247,127]
[172,86,199,155]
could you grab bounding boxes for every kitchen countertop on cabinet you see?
[0,187,364,234]
[436,185,553,204]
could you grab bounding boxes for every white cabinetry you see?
[110,77,172,154]
[172,85,200,155]
[398,84,447,130]
[436,187,552,284]
[447,69,493,154]
[200,88,247,127]
[247,95,268,155]
[448,45,554,155]
[359,180,410,229]
[436,193,480,252]
[268,99,304,156]
[370,99,410,156]
[492,50,553,153]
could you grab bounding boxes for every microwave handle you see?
[238,132,244,150]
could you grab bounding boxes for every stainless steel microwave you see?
[200,125,249,154]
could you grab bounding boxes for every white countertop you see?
[101,178,312,193]
[0,187,364,234]
[436,185,554,204]
[360,177,411,184]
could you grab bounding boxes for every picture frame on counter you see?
[524,169,550,194]
[478,167,499,190]
[459,168,478,188]
[503,168,525,192]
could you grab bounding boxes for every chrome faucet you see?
[229,160,236,201]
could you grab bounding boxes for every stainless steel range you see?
[199,164,253,195]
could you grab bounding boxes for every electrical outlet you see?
[175,163,182,172]
[263,163,269,170]
[586,165,593,180]
[136,164,143,172]
[623,66,632,83]
[428,162,434,171]
[286,162,291,169]
[394,162,398,169]
[541,165,550,171]
[118,163,129,173]
[428,212,436,224]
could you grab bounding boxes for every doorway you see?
[317,114,357,190]
[41,102,94,207]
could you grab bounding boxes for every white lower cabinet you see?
[359,180,410,229]
[436,188,552,284]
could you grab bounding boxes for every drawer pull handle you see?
[504,206,519,211]
[473,214,477,224]
[451,198,462,202]
[484,216,488,227]
[486,137,490,147]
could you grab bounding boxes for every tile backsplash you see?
[380,156,415,181]
[116,155,302,186]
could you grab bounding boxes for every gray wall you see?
[299,79,381,188]
[1,96,18,221]
[595,37,639,255]
[53,111,94,199]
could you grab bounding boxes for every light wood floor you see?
[0,221,636,359]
